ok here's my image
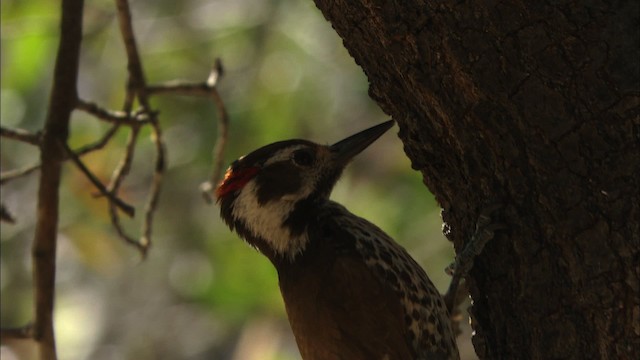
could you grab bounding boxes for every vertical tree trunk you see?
[312,0,639,358]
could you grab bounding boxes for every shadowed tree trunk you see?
[312,1,639,358]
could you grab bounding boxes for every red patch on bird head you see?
[215,166,260,201]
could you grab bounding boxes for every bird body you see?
[217,121,459,359]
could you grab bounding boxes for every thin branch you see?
[0,125,120,185]
[115,0,165,256]
[60,140,135,217]
[76,99,152,126]
[147,60,230,203]
[107,127,138,194]
[208,74,229,182]
[146,81,213,96]
[0,164,41,185]
[32,0,84,358]
[115,0,150,107]
[107,126,144,254]
[145,61,223,97]
[141,119,165,253]
[74,123,120,156]
[207,58,223,87]
[0,324,34,340]
[0,126,42,146]
[204,61,230,202]
[107,0,149,253]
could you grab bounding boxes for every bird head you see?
[216,120,394,261]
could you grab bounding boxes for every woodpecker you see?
[216,121,459,359]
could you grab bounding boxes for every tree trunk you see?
[312,1,639,359]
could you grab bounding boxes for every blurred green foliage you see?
[1,0,454,359]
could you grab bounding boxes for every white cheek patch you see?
[232,179,308,259]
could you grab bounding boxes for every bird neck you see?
[221,181,326,263]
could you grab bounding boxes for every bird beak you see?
[329,120,394,165]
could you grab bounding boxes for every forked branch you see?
[147,59,230,202]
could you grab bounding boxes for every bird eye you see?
[292,149,315,167]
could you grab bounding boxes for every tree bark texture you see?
[312,1,639,359]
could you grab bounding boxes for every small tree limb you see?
[0,126,42,146]
[31,0,84,359]
[76,99,152,126]
[114,0,165,255]
[147,60,230,203]
[60,140,135,217]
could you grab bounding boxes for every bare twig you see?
[146,81,213,96]
[145,59,224,97]
[0,125,121,185]
[107,126,145,254]
[74,123,120,156]
[141,119,164,251]
[144,114,166,251]
[76,99,152,126]
[147,60,230,203]
[114,0,166,256]
[0,126,42,146]
[31,0,84,358]
[0,164,41,185]
[207,58,224,87]
[206,63,230,200]
[115,0,149,106]
[0,324,34,340]
[107,127,139,195]
[60,140,135,217]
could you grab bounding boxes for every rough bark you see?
[312,0,639,359]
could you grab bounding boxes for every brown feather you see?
[278,241,414,359]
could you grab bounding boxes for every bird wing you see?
[319,202,460,360]
[279,251,415,359]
